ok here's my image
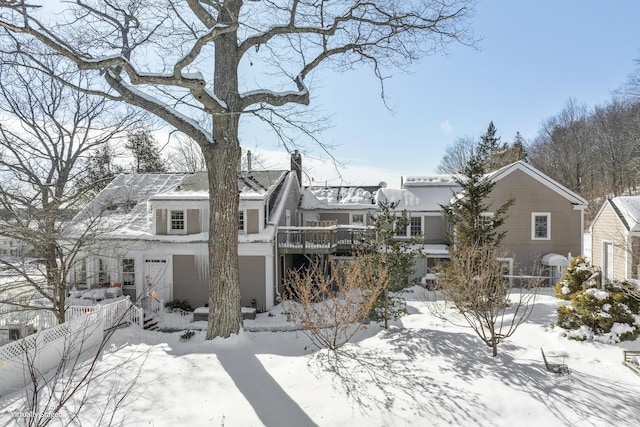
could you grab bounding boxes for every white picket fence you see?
[0,298,143,397]
[0,297,144,333]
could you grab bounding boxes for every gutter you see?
[267,172,297,301]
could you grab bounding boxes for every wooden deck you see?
[277,225,369,255]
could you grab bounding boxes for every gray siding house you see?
[485,161,588,282]
[66,163,302,312]
[66,158,587,313]
[590,197,640,284]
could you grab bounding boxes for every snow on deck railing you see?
[278,225,371,251]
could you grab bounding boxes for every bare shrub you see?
[435,244,540,357]
[284,257,387,351]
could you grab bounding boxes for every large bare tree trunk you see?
[204,141,243,339]
[205,1,243,338]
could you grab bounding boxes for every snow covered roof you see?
[68,173,191,238]
[402,174,461,187]
[607,196,640,232]
[68,170,291,240]
[300,186,379,209]
[148,170,288,200]
[377,185,460,211]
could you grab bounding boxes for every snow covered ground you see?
[1,287,640,426]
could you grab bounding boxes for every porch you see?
[277,224,370,255]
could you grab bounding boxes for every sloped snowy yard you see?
[1,288,640,426]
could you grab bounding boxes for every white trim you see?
[488,161,588,207]
[602,240,614,285]
[168,209,187,235]
[531,212,551,240]
[410,215,422,237]
[238,209,246,234]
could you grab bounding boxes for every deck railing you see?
[277,225,371,253]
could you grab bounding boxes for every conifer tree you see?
[511,131,528,162]
[361,201,423,329]
[442,135,513,250]
[125,130,168,173]
[478,121,504,171]
[81,143,124,198]
[437,123,531,358]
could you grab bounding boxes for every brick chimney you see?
[290,150,302,185]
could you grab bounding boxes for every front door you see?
[144,258,171,302]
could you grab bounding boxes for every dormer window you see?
[169,210,186,234]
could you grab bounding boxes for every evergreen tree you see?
[80,143,124,197]
[442,142,513,249]
[125,130,168,173]
[478,121,505,171]
[511,131,528,162]
[361,201,423,329]
[438,124,525,357]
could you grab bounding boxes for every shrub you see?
[557,282,640,343]
[284,256,387,351]
[165,299,193,312]
[554,256,598,300]
[180,330,195,341]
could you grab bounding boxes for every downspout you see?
[274,223,281,301]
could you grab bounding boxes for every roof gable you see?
[605,196,640,232]
[487,161,588,208]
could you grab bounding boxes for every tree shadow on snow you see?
[215,344,318,427]
[311,331,501,425]
[327,327,640,426]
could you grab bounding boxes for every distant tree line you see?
[528,97,640,223]
[438,63,640,225]
[437,122,527,175]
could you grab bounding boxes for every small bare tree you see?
[436,244,538,357]
[284,256,387,352]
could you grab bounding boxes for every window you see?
[395,220,407,236]
[478,212,494,230]
[352,214,365,226]
[238,211,245,231]
[170,210,185,233]
[98,259,109,286]
[74,259,86,285]
[532,213,550,240]
[122,258,135,287]
[410,216,422,236]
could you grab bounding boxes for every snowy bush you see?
[557,282,640,342]
[554,256,598,300]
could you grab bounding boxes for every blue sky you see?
[242,0,640,188]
